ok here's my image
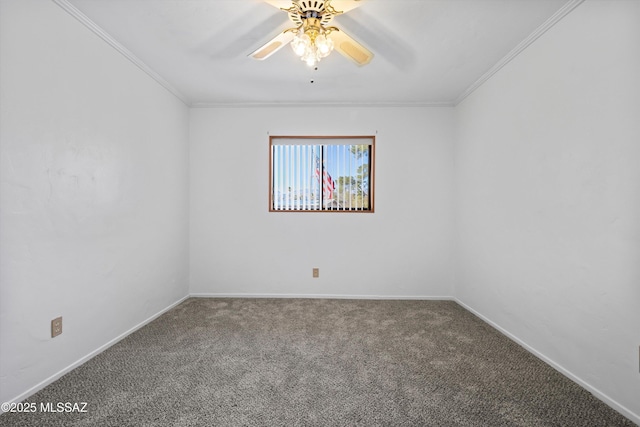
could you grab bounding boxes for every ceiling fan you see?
[249,0,374,67]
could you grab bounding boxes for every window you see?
[269,136,375,212]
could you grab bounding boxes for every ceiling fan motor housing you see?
[287,1,340,27]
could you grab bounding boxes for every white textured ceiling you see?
[59,0,576,106]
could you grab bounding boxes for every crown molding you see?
[51,0,190,106]
[454,0,586,106]
[190,101,455,109]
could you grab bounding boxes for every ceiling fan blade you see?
[249,31,295,60]
[330,29,374,66]
[206,6,289,60]
[335,12,416,70]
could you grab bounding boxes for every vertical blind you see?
[270,138,373,212]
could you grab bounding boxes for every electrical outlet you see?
[51,317,62,338]
[312,268,319,278]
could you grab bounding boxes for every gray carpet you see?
[0,298,634,426]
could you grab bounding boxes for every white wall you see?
[455,0,640,422]
[190,107,455,298]
[0,0,190,404]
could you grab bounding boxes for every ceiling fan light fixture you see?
[287,6,337,67]
[291,31,310,56]
[291,28,334,67]
[251,0,373,67]
[315,34,333,57]
[302,51,318,67]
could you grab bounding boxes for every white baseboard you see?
[189,292,455,300]
[454,298,640,426]
[5,295,189,407]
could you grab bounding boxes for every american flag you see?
[315,154,335,200]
